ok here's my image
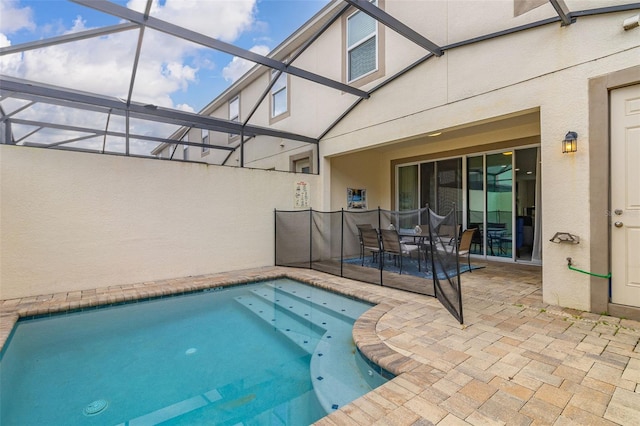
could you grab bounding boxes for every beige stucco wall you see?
[321,10,640,311]
[328,150,388,210]
[0,145,320,300]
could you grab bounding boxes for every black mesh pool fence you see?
[274,207,464,324]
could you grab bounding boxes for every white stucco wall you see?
[0,146,320,300]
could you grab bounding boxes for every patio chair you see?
[356,224,374,260]
[360,227,381,266]
[380,229,420,274]
[410,225,431,271]
[439,224,461,246]
[459,228,477,270]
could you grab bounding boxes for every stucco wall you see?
[320,11,640,311]
[329,150,387,210]
[0,146,320,300]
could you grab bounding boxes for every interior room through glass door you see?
[486,152,513,258]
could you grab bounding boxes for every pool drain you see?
[83,399,108,416]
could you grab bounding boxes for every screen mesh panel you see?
[275,207,464,323]
[427,206,464,324]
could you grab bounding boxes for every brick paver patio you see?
[1,262,639,425]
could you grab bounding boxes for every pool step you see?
[234,295,322,354]
[235,285,375,415]
[262,280,370,321]
[245,287,345,333]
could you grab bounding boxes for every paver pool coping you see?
[1,265,639,425]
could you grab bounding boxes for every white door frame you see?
[588,65,640,316]
[610,84,640,307]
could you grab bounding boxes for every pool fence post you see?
[340,208,344,277]
[309,208,313,270]
[378,207,383,286]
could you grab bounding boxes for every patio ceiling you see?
[1,0,638,163]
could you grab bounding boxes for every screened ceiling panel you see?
[1,0,636,165]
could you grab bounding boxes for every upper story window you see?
[271,71,288,118]
[201,128,209,154]
[182,134,189,160]
[347,0,378,82]
[229,96,239,141]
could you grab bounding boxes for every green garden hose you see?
[566,257,611,279]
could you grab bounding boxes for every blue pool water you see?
[0,279,387,425]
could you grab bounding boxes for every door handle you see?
[614,221,624,228]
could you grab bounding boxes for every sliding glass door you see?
[486,152,513,258]
[398,159,462,221]
[398,164,419,211]
[398,146,540,263]
[467,156,484,255]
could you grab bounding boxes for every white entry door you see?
[611,84,640,307]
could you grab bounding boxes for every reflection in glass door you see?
[398,164,418,210]
[515,148,538,261]
[467,156,484,255]
[486,153,513,258]
[399,147,538,262]
[421,159,462,222]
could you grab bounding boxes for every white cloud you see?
[1,0,261,151]
[222,44,270,83]
[2,0,259,107]
[176,103,196,113]
[0,0,35,34]
[128,0,256,42]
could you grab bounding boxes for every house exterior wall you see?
[0,145,320,300]
[13,0,640,312]
[151,0,638,312]
[320,9,640,311]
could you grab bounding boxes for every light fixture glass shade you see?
[562,131,578,153]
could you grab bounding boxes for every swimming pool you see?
[0,278,387,425]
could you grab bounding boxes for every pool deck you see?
[2,263,639,425]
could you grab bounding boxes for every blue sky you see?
[1,0,331,112]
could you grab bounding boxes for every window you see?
[290,151,314,174]
[201,128,209,155]
[295,158,310,174]
[347,0,378,82]
[270,71,288,119]
[229,96,239,141]
[181,134,189,160]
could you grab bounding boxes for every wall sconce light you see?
[562,131,578,153]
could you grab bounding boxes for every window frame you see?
[342,0,385,87]
[228,96,240,143]
[180,133,189,160]
[289,150,315,174]
[269,70,290,124]
[201,128,209,156]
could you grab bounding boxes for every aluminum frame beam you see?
[318,4,638,141]
[243,2,351,128]
[125,0,152,107]
[12,117,235,152]
[0,23,138,56]
[0,76,318,145]
[0,101,35,123]
[71,0,369,99]
[548,0,573,26]
[344,0,443,56]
